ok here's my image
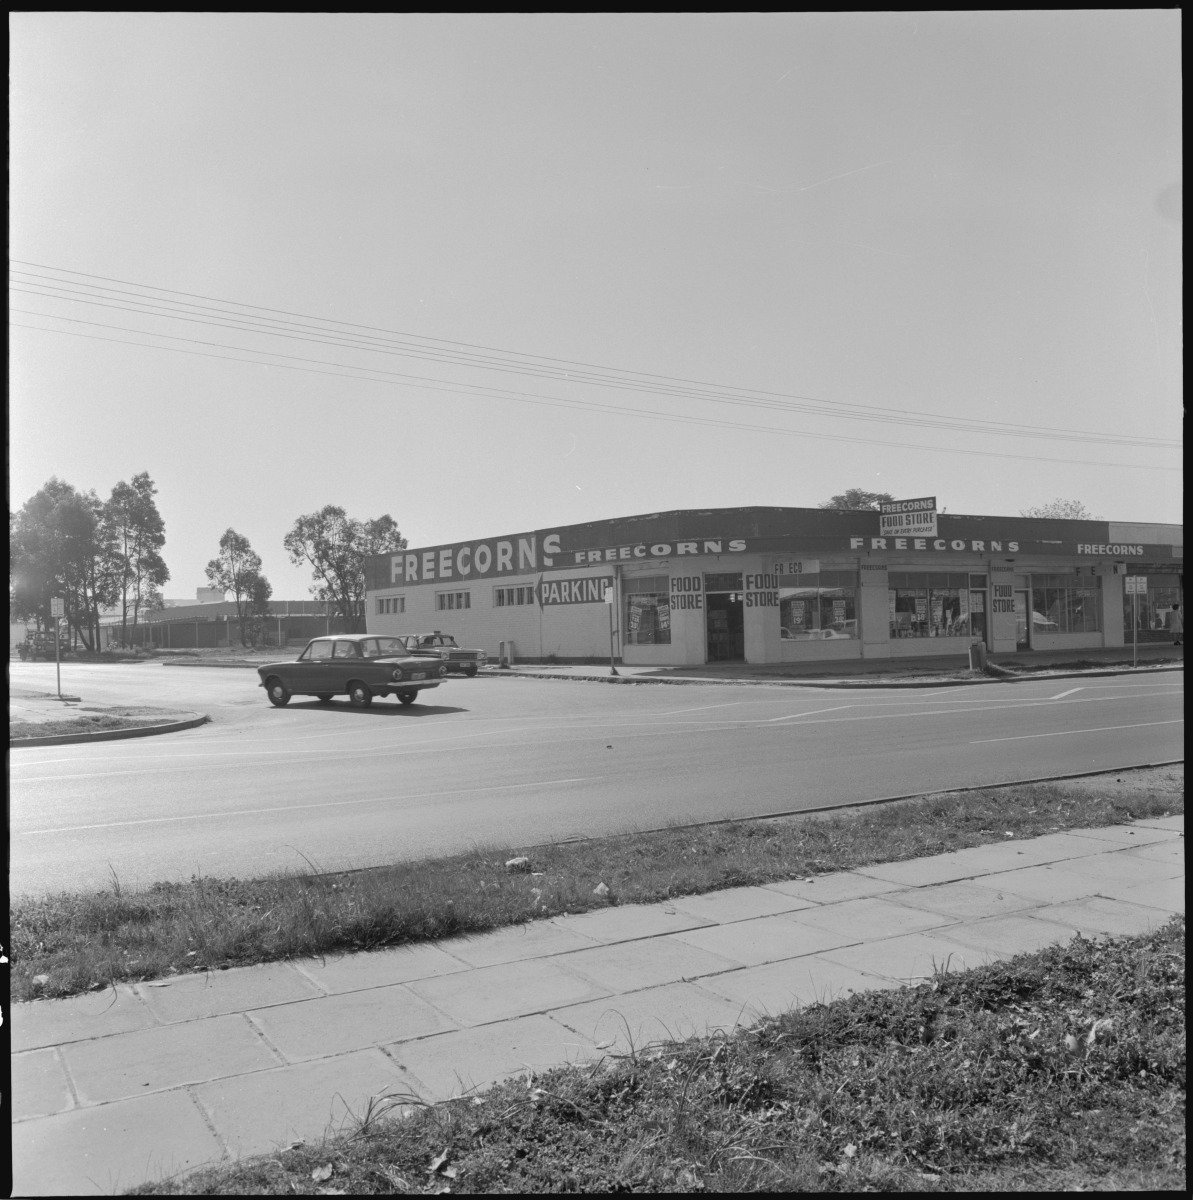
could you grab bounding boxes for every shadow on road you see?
[278,700,469,717]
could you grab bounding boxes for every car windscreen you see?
[360,637,407,658]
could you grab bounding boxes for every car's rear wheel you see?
[316,693,333,703]
[463,664,478,677]
[348,681,373,708]
[266,678,291,707]
[397,689,417,705]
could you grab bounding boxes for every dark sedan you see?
[257,635,447,708]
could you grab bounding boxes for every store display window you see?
[779,570,858,640]
[1031,573,1100,634]
[888,573,972,638]
[624,575,671,645]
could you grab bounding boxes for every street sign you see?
[51,597,64,617]
[1125,576,1148,595]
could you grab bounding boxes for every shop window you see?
[435,591,471,611]
[1030,574,1100,634]
[780,571,858,640]
[494,586,533,607]
[1124,578,1182,641]
[624,575,671,645]
[888,573,971,638]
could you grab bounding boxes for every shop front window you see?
[779,571,857,640]
[888,573,972,638]
[1123,578,1181,642]
[624,575,671,645]
[1031,574,1100,634]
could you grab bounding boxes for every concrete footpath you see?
[11,814,1184,1196]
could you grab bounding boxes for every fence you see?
[102,613,355,650]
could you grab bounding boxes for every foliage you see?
[283,507,406,632]
[206,528,272,646]
[1019,498,1100,520]
[9,477,118,651]
[818,488,896,511]
[104,472,169,645]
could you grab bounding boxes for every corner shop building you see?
[364,508,1182,666]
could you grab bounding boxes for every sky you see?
[9,12,1183,601]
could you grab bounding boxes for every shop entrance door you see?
[1014,591,1031,650]
[704,572,744,662]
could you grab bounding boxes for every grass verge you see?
[10,706,191,741]
[135,917,1186,1194]
[12,765,1181,1003]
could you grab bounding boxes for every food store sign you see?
[879,497,937,538]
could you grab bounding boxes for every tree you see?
[1019,499,1100,520]
[105,472,169,647]
[818,488,896,511]
[9,478,118,650]
[206,529,271,647]
[244,571,273,647]
[284,507,407,632]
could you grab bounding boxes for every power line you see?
[12,313,1179,473]
[10,260,1180,452]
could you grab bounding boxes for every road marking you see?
[16,777,597,836]
[971,719,1183,745]
[659,701,752,715]
[1050,687,1084,699]
[766,705,853,723]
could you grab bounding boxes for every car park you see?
[399,631,487,676]
[257,634,447,708]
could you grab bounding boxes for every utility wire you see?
[11,260,1179,452]
[12,313,1179,473]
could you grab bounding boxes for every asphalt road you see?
[9,661,1184,897]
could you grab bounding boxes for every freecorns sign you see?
[879,496,937,538]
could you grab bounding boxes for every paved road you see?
[9,662,1184,897]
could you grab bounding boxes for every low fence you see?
[102,613,355,650]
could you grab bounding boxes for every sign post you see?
[603,586,619,677]
[51,596,64,699]
[1125,576,1147,668]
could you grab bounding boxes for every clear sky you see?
[10,12,1182,600]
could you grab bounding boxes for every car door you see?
[331,639,363,691]
[301,638,335,692]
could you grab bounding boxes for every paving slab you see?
[435,920,599,968]
[291,941,472,994]
[698,954,899,1018]
[1062,823,1182,847]
[671,913,854,967]
[194,1049,422,1160]
[11,1090,225,1198]
[11,984,156,1052]
[667,883,817,923]
[1030,895,1177,938]
[247,984,457,1062]
[551,935,741,993]
[406,957,609,1027]
[385,1014,598,1100]
[11,1047,74,1121]
[1116,839,1185,867]
[1130,814,1185,831]
[791,895,957,940]
[938,913,1092,958]
[982,863,1103,904]
[1093,874,1185,914]
[817,931,993,984]
[884,880,1039,921]
[552,982,749,1054]
[761,871,903,905]
[551,903,715,945]
[137,962,322,1023]
[62,1013,281,1105]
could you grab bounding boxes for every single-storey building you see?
[363,507,1182,666]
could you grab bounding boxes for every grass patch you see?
[10,705,188,741]
[12,766,1181,1003]
[135,917,1186,1194]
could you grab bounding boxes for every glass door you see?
[1014,591,1030,650]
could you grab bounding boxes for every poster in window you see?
[657,600,670,631]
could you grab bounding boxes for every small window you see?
[307,640,333,661]
[333,640,360,658]
[436,591,471,611]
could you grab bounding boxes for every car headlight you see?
[392,668,404,681]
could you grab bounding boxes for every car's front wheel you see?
[396,690,417,706]
[348,681,373,708]
[265,678,291,707]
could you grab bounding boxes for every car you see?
[399,631,487,676]
[256,634,447,708]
